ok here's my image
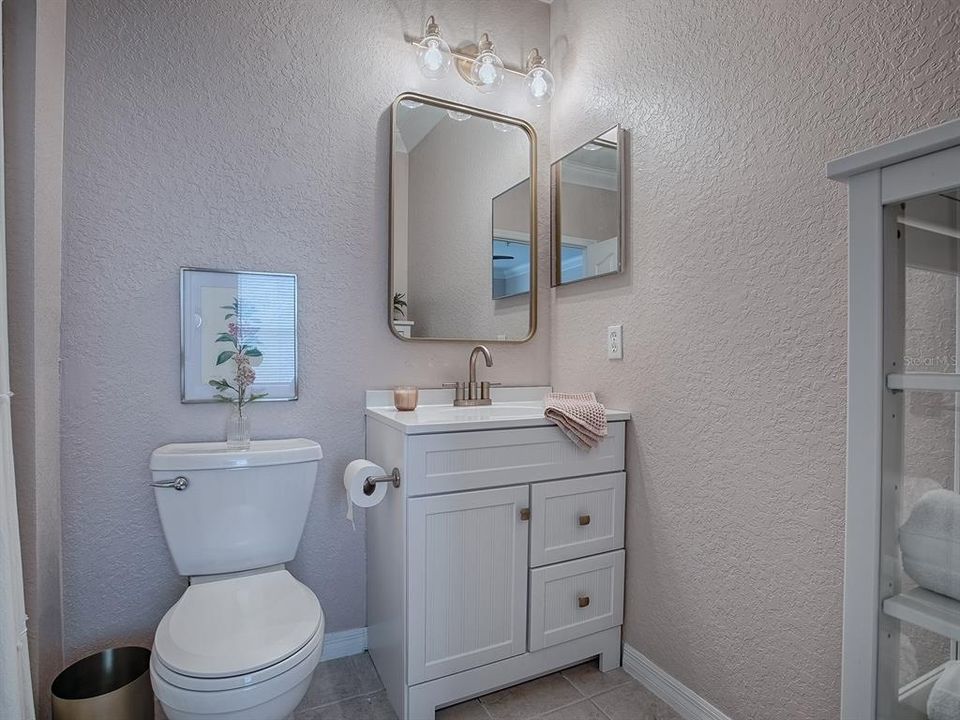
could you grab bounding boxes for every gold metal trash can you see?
[51,646,153,720]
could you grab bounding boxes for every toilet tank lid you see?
[150,438,322,471]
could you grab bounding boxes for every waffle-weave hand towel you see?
[544,392,608,450]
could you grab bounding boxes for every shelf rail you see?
[886,372,960,392]
[883,588,960,642]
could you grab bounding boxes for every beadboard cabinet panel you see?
[407,485,530,684]
[406,422,625,496]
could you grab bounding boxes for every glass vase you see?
[225,405,251,450]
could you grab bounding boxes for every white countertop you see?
[364,386,630,435]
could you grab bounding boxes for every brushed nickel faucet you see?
[443,345,500,406]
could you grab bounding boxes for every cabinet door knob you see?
[520,508,531,521]
[578,514,591,526]
[578,596,590,608]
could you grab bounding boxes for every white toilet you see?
[148,438,325,720]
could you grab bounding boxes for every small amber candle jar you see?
[394,386,418,411]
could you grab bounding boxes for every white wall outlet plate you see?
[607,324,623,360]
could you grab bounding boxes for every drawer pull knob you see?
[578,596,590,608]
[520,508,531,521]
[578,514,591,526]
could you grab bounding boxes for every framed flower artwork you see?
[180,268,298,403]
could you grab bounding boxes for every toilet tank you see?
[149,439,322,576]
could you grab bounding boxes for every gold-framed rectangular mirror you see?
[551,125,626,286]
[390,92,537,342]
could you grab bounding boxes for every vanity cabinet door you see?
[408,485,530,684]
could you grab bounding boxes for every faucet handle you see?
[442,381,466,402]
[480,381,501,400]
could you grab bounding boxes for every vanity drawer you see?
[530,473,625,567]
[528,550,625,652]
[405,422,625,496]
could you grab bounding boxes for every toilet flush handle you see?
[149,476,189,491]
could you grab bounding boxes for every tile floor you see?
[156,653,681,720]
[291,653,681,720]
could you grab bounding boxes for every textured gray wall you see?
[61,0,550,662]
[547,1,960,718]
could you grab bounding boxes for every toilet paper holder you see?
[363,467,401,496]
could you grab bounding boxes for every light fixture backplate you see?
[454,43,481,86]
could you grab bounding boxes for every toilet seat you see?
[150,631,323,719]
[153,568,323,689]
[152,621,323,692]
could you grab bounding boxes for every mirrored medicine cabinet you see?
[551,126,626,286]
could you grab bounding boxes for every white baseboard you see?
[320,627,368,662]
[621,642,732,720]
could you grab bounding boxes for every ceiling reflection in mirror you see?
[390,94,536,341]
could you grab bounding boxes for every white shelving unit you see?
[884,588,960,642]
[830,119,960,720]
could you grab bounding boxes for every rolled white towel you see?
[929,661,960,720]
[900,489,960,602]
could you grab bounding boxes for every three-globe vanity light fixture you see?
[413,16,555,106]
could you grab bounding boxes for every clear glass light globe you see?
[524,66,555,106]
[471,52,504,93]
[417,35,451,79]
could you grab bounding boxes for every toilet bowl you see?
[148,439,324,720]
[151,568,324,720]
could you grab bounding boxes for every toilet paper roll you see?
[343,459,389,528]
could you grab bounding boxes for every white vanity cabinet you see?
[363,388,629,720]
